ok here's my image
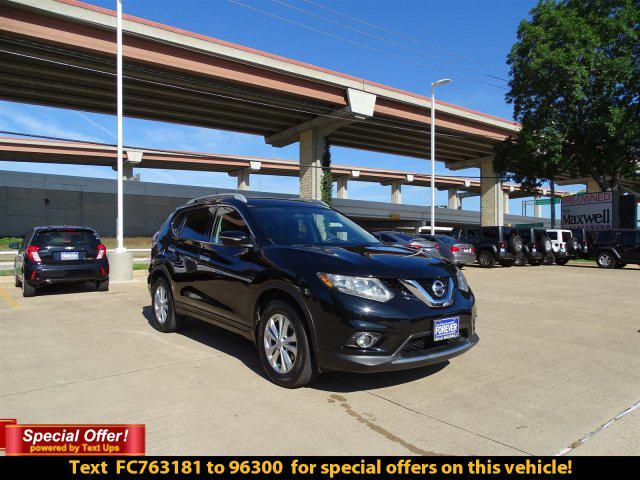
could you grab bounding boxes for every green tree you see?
[495,0,639,192]
[321,140,333,205]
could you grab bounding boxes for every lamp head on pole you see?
[431,78,452,90]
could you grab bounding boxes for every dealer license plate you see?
[433,317,459,341]
[60,252,79,260]
[463,248,472,253]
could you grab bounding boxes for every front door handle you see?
[199,254,210,262]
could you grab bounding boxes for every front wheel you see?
[555,257,569,266]
[258,300,318,388]
[596,252,615,269]
[477,251,495,268]
[150,277,184,332]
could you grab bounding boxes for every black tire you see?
[596,252,615,269]
[507,235,523,254]
[528,259,541,266]
[499,260,514,267]
[476,250,495,268]
[14,273,21,288]
[96,278,109,292]
[514,252,527,267]
[539,236,553,253]
[614,262,627,269]
[149,277,185,333]
[22,279,36,298]
[555,257,569,266]
[258,300,318,388]
[542,252,555,265]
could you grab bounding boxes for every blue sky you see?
[0,0,578,216]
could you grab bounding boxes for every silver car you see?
[372,231,438,255]
[419,234,476,266]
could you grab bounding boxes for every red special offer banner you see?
[0,419,18,450]
[4,424,145,456]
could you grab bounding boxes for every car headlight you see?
[317,273,394,302]
[456,268,470,292]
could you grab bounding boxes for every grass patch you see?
[0,237,22,250]
[0,269,14,276]
[133,263,149,271]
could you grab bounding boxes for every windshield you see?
[251,206,380,246]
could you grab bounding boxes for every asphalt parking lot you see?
[1,263,638,456]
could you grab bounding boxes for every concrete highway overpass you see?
[0,0,521,226]
[0,137,569,213]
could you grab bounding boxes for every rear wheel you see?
[543,252,555,265]
[514,252,527,267]
[22,279,36,298]
[555,257,569,266]
[596,252,615,269]
[96,278,109,292]
[258,300,318,388]
[150,277,184,332]
[14,273,21,288]
[477,250,495,268]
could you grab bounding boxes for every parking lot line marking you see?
[555,400,640,456]
[0,285,19,308]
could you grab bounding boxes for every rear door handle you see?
[199,254,210,262]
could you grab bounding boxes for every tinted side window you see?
[596,231,612,243]
[380,234,395,243]
[616,231,635,245]
[547,231,558,240]
[482,228,498,239]
[171,212,187,236]
[182,208,211,242]
[212,207,251,244]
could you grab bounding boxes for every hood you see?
[270,243,455,279]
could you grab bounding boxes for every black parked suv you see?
[450,226,523,268]
[515,228,551,267]
[148,194,478,388]
[589,229,640,268]
[11,226,109,297]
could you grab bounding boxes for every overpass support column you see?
[503,192,510,214]
[229,161,261,191]
[391,182,402,204]
[299,129,324,200]
[336,176,348,199]
[447,189,461,210]
[586,178,602,193]
[533,196,542,217]
[480,157,504,226]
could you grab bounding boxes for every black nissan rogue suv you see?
[148,195,478,388]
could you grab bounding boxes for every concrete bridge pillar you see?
[299,129,324,200]
[533,196,542,217]
[480,157,503,226]
[586,178,602,193]
[503,192,510,214]
[391,182,402,204]
[229,161,261,191]
[447,189,461,209]
[336,176,348,199]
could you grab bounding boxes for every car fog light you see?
[350,332,381,349]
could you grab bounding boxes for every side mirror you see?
[219,231,253,248]
[8,242,20,250]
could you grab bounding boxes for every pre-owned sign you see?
[561,192,616,230]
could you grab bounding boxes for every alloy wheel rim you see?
[264,313,298,374]
[600,254,612,267]
[154,285,169,324]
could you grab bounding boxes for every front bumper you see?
[317,332,479,373]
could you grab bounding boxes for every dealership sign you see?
[561,192,615,230]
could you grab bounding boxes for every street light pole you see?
[430,78,452,235]
[116,0,125,253]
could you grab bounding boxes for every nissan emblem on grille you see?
[432,279,447,298]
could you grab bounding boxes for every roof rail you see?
[186,193,247,205]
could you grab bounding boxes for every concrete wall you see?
[0,171,293,237]
[0,170,549,237]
